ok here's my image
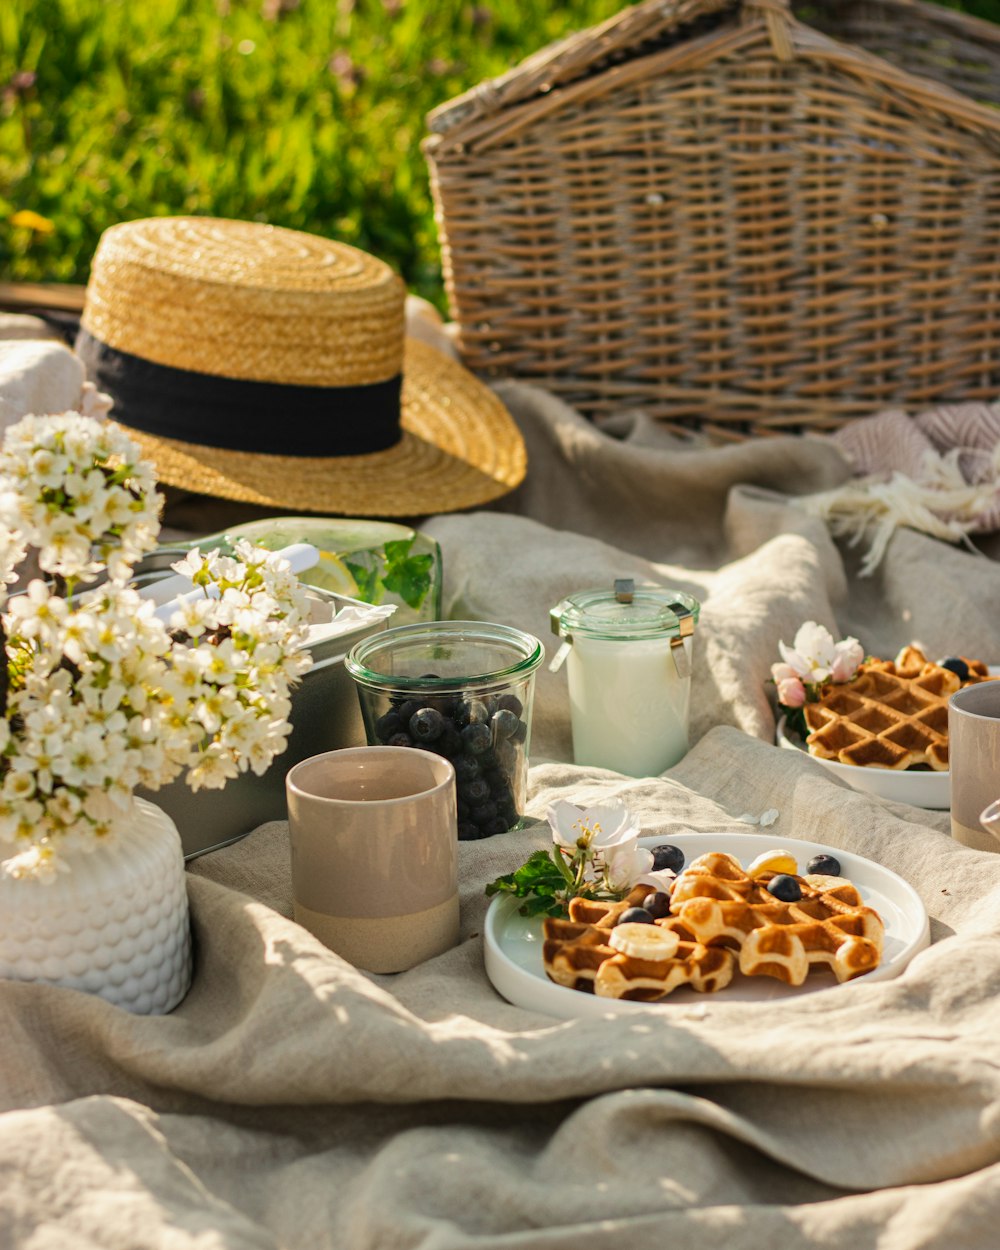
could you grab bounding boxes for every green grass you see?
[1,0,997,308]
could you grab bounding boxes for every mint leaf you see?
[485,849,572,915]
[344,559,382,604]
[485,848,565,896]
[383,538,414,563]
[382,542,434,610]
[517,893,568,919]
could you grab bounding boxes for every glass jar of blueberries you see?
[346,622,544,840]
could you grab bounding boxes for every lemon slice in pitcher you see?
[306,550,360,597]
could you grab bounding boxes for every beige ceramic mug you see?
[949,683,1000,852]
[286,746,459,973]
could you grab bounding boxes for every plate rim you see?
[484,831,931,1017]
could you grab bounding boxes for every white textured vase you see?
[0,798,192,1014]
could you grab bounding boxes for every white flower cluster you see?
[547,800,676,896]
[0,411,161,585]
[771,621,864,709]
[163,542,312,791]
[0,413,313,880]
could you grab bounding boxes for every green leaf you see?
[782,705,808,741]
[344,559,382,604]
[381,547,433,610]
[485,848,568,904]
[516,893,567,918]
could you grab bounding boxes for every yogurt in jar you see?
[551,583,699,777]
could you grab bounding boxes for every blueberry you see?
[767,874,802,902]
[497,693,523,718]
[511,720,528,744]
[642,891,672,919]
[396,699,420,725]
[460,777,489,804]
[433,726,463,758]
[484,816,509,836]
[461,723,492,755]
[492,708,520,740]
[494,740,517,772]
[490,789,514,813]
[457,822,481,841]
[471,800,498,825]
[940,656,969,681]
[386,732,412,748]
[650,844,685,874]
[454,755,480,783]
[617,907,655,925]
[409,707,445,742]
[419,672,441,680]
[806,854,842,877]
[455,699,489,728]
[456,797,469,819]
[374,710,404,742]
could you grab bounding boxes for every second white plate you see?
[775,666,1000,810]
[776,715,950,809]
[484,832,930,1019]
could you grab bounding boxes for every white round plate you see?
[484,832,930,1019]
[776,666,1000,811]
[776,715,949,809]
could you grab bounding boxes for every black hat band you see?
[76,329,403,457]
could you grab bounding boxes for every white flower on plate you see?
[778,621,839,683]
[778,621,864,687]
[604,841,653,891]
[545,799,678,896]
[830,636,864,683]
[546,799,640,854]
[604,843,676,895]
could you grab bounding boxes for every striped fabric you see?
[832,402,1000,534]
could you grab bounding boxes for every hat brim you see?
[113,338,526,516]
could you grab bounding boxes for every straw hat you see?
[75,217,526,516]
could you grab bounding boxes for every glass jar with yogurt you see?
[550,582,700,777]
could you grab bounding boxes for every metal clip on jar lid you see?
[548,583,700,676]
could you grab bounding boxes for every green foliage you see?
[0,0,997,306]
[485,848,575,917]
[344,534,433,607]
[0,0,622,303]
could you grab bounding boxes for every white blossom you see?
[0,411,312,879]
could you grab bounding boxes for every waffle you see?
[802,647,991,771]
[670,853,883,986]
[541,886,735,1001]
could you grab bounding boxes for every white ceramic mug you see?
[286,746,459,972]
[949,683,1000,852]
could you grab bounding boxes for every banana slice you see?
[746,849,799,879]
[609,923,680,962]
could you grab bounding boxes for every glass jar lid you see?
[550,582,700,643]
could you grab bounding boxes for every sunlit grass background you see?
[1,0,997,307]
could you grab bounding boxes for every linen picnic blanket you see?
[3,379,1000,1250]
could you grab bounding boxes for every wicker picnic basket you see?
[425,0,1000,439]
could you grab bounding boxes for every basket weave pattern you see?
[427,0,1000,437]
